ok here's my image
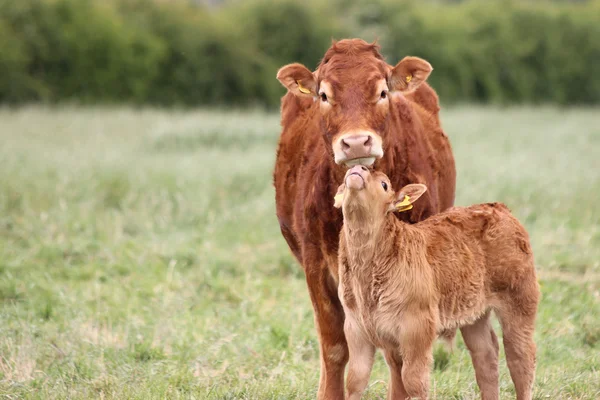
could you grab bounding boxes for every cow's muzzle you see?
[333,131,384,167]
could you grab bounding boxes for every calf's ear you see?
[333,183,346,209]
[389,57,432,93]
[392,184,427,212]
[277,63,318,97]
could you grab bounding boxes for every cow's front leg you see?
[305,261,348,400]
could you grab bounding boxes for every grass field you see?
[0,106,599,399]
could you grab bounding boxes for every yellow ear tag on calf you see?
[405,75,412,83]
[395,195,413,212]
[297,80,311,94]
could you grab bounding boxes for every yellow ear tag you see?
[296,80,311,94]
[395,195,413,212]
[405,75,412,83]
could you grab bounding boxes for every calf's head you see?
[334,166,427,223]
[277,39,432,167]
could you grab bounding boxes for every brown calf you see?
[335,166,539,400]
[274,39,456,399]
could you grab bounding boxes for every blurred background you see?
[1,0,600,107]
[1,1,599,399]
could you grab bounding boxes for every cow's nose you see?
[340,135,372,157]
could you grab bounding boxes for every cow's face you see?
[277,39,432,167]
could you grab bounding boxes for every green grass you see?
[0,105,599,399]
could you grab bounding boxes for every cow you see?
[273,39,456,399]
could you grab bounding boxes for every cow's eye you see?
[320,92,328,102]
[381,181,388,191]
[380,90,387,99]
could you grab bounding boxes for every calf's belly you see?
[437,291,490,330]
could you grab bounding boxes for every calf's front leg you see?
[344,318,375,400]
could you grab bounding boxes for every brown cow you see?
[335,166,539,400]
[273,39,456,399]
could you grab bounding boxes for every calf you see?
[335,166,540,400]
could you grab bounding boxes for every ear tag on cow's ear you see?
[297,80,311,94]
[405,75,412,83]
[395,195,413,212]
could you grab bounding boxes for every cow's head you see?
[277,39,432,167]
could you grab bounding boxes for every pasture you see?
[0,106,599,399]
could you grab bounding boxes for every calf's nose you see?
[348,165,364,175]
[341,135,372,158]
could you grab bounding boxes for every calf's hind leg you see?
[399,312,436,399]
[496,300,538,400]
[460,311,499,400]
[383,349,408,400]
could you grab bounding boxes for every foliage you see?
[0,0,599,106]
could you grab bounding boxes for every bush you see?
[220,0,348,106]
[0,0,599,106]
[0,0,165,103]
[118,0,276,106]
[0,18,39,103]
[364,0,600,105]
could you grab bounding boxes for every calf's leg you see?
[399,312,436,399]
[345,319,375,400]
[305,264,348,400]
[460,311,499,400]
[497,304,537,400]
[383,349,409,400]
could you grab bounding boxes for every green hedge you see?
[0,0,599,106]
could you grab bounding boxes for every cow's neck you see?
[378,115,411,182]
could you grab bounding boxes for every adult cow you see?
[274,39,456,399]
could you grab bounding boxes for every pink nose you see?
[344,165,369,182]
[348,165,368,175]
[340,135,373,159]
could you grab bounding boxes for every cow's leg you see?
[460,311,499,400]
[305,264,348,400]
[497,304,537,400]
[383,349,408,400]
[345,317,375,400]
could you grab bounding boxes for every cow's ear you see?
[389,57,432,93]
[391,184,427,212]
[277,63,318,98]
[333,183,346,209]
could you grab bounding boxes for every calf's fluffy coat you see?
[335,166,539,400]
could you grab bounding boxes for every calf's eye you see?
[381,181,388,191]
[320,92,328,102]
[380,91,387,99]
